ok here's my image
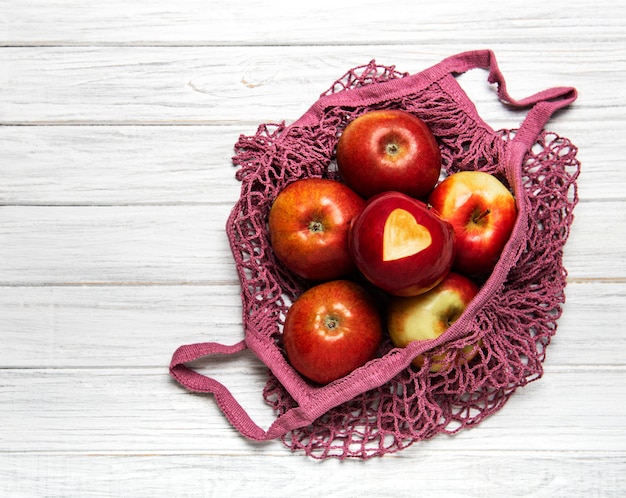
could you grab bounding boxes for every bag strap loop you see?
[438,50,577,148]
[170,341,272,440]
[170,340,344,441]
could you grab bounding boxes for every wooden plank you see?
[0,205,238,285]
[0,45,618,130]
[0,451,624,497]
[563,200,626,280]
[0,366,624,455]
[0,281,623,368]
[0,124,620,206]
[555,281,626,366]
[1,0,623,46]
[0,284,244,368]
[0,201,622,285]
[0,125,245,206]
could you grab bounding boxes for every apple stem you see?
[308,220,325,233]
[472,209,491,223]
[386,143,400,156]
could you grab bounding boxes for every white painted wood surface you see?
[1,1,625,496]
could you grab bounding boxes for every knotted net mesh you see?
[227,61,580,459]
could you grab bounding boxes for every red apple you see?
[282,280,383,385]
[349,191,455,297]
[428,171,517,277]
[336,109,442,199]
[268,178,365,281]
[387,272,480,372]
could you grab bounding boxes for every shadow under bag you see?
[170,50,580,459]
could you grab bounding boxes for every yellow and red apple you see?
[387,271,480,372]
[336,109,442,199]
[349,191,455,297]
[428,171,517,277]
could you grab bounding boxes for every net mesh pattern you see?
[227,60,580,459]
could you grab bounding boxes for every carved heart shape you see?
[383,208,432,261]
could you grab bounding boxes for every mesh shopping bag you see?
[170,50,580,459]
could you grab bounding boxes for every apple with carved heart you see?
[428,171,517,277]
[268,178,365,281]
[282,279,384,385]
[349,191,456,297]
[336,109,442,199]
[387,271,481,372]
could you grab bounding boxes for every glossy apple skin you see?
[268,178,365,281]
[282,280,383,385]
[336,109,442,199]
[428,171,517,277]
[387,272,480,372]
[349,191,455,297]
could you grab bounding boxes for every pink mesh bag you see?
[170,50,580,459]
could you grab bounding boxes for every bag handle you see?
[170,340,326,441]
[436,50,577,149]
[438,50,579,143]
[169,341,269,440]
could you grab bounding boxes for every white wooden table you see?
[2,2,625,496]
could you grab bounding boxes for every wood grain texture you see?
[1,1,625,496]
[0,126,245,205]
[1,367,624,454]
[1,451,623,498]
[1,45,623,128]
[1,0,623,46]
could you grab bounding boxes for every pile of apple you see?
[268,109,517,385]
